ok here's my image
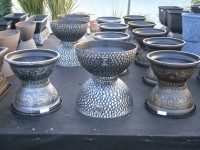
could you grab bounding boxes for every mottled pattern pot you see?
[51,20,88,67]
[75,40,137,118]
[5,49,62,116]
[132,28,167,64]
[123,15,145,24]
[146,50,200,118]
[96,17,121,24]
[58,14,90,23]
[98,23,128,32]
[0,30,20,77]
[0,47,10,97]
[16,21,37,50]
[142,37,186,86]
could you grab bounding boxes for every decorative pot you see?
[4,13,28,29]
[142,37,186,86]
[51,20,88,67]
[191,5,200,13]
[92,32,130,76]
[96,17,121,24]
[123,15,145,24]
[58,14,90,23]
[75,40,137,118]
[0,47,10,97]
[182,13,200,42]
[16,21,37,50]
[0,20,12,31]
[146,50,200,118]
[0,30,20,77]
[158,6,183,26]
[128,21,155,31]
[5,49,62,116]
[98,23,128,32]
[132,28,167,61]
[28,15,48,33]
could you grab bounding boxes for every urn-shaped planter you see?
[158,6,183,26]
[0,20,12,31]
[123,15,145,24]
[51,20,88,67]
[96,17,121,24]
[128,21,155,31]
[75,40,137,118]
[16,21,37,50]
[146,50,200,118]
[98,23,128,32]
[58,14,90,23]
[0,30,20,77]
[132,28,167,62]
[4,13,28,29]
[143,37,186,86]
[5,49,62,116]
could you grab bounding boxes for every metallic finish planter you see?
[128,21,155,31]
[58,14,90,23]
[98,23,128,32]
[143,37,186,86]
[132,28,167,62]
[5,49,62,116]
[96,17,121,24]
[51,20,88,67]
[123,15,145,24]
[0,47,10,98]
[146,50,200,118]
[75,40,137,118]
[16,21,37,50]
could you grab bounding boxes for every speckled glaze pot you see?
[128,21,155,31]
[132,28,167,57]
[98,23,128,32]
[96,17,121,24]
[58,14,90,23]
[16,21,37,50]
[123,15,145,24]
[0,47,10,97]
[5,49,62,116]
[75,40,137,118]
[0,30,20,77]
[142,37,186,86]
[51,20,88,67]
[146,50,200,118]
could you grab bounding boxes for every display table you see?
[0,35,199,150]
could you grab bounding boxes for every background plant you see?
[15,0,45,16]
[191,0,200,4]
[45,0,78,20]
[0,0,12,20]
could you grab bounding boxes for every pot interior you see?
[98,17,120,21]
[75,41,136,53]
[99,23,127,28]
[93,32,128,39]
[129,21,155,26]
[51,20,87,25]
[145,38,184,46]
[16,21,35,27]
[0,30,19,38]
[134,28,165,34]
[59,14,89,19]
[124,15,145,19]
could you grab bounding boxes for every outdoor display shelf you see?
[0,35,199,149]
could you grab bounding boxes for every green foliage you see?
[15,0,45,16]
[0,0,12,20]
[45,0,78,20]
[191,0,200,4]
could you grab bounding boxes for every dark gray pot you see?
[128,21,155,31]
[98,23,128,32]
[123,15,145,24]
[96,17,121,24]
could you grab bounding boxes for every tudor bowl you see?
[123,15,145,24]
[58,14,90,23]
[92,32,130,41]
[75,40,137,77]
[51,20,88,42]
[128,21,156,31]
[96,17,121,24]
[98,23,128,32]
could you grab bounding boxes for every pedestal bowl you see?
[51,20,88,67]
[75,40,137,118]
[58,14,90,23]
[132,28,167,59]
[143,37,186,86]
[128,21,156,31]
[96,17,121,24]
[5,49,62,116]
[146,50,200,118]
[16,21,37,50]
[123,15,145,24]
[98,23,128,32]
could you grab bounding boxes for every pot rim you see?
[182,12,200,19]
[143,37,186,48]
[128,21,156,27]
[92,32,130,41]
[15,21,36,28]
[4,49,60,66]
[96,16,121,23]
[132,28,167,36]
[0,30,20,39]
[0,47,8,54]
[98,23,128,29]
[75,40,137,54]
[58,13,90,19]
[123,15,145,20]
[147,50,200,67]
[51,20,88,26]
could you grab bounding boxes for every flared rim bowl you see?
[132,28,167,37]
[92,32,130,41]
